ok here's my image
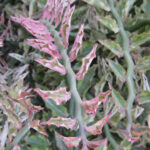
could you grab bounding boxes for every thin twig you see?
[108,0,135,132]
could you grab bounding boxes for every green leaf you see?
[26,135,49,147]
[9,53,25,63]
[131,33,150,48]
[136,56,150,73]
[108,60,126,82]
[78,65,97,97]
[112,88,126,109]
[137,91,150,104]
[83,0,110,11]
[123,0,136,17]
[45,99,68,117]
[99,40,123,57]
[97,16,119,33]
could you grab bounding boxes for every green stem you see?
[6,113,34,150]
[108,0,135,132]
[46,23,87,148]
[104,124,120,150]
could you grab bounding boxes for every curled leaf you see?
[82,89,112,115]
[26,39,61,59]
[41,117,77,130]
[87,139,107,149]
[96,16,119,33]
[60,5,75,47]
[108,60,126,82]
[56,132,81,148]
[76,44,98,80]
[85,113,112,135]
[34,87,71,105]
[11,17,53,41]
[69,24,84,62]
[99,40,123,57]
[35,58,66,75]
[31,120,48,136]
[120,129,140,143]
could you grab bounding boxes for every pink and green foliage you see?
[56,132,81,148]
[1,0,150,149]
[34,87,71,105]
[69,24,84,62]
[34,58,66,75]
[41,117,77,130]
[85,113,112,135]
[76,43,98,80]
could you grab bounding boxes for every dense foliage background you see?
[0,0,150,149]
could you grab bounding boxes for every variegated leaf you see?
[11,17,53,41]
[69,24,84,62]
[26,39,61,59]
[99,40,123,57]
[76,44,98,80]
[60,5,75,47]
[34,87,71,105]
[83,0,110,11]
[87,139,107,149]
[85,113,112,135]
[41,117,77,130]
[56,132,81,148]
[82,90,112,115]
[97,16,119,33]
[35,58,66,75]
[31,120,48,136]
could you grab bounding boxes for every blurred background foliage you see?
[0,0,150,149]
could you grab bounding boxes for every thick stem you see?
[46,23,87,148]
[108,0,135,132]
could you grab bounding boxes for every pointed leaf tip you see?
[85,113,112,135]
[76,43,98,80]
[60,5,75,47]
[41,117,77,130]
[34,87,71,105]
[69,24,84,62]
[26,39,61,59]
[56,132,81,148]
[82,89,112,115]
[35,58,66,75]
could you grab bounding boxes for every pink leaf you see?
[13,145,21,150]
[69,24,84,62]
[56,132,81,148]
[31,120,48,136]
[85,113,112,135]
[120,129,140,143]
[35,58,66,75]
[60,4,75,47]
[11,17,53,41]
[82,89,112,115]
[132,125,150,137]
[0,11,4,25]
[86,139,107,149]
[34,87,71,105]
[26,39,61,59]
[41,117,77,130]
[76,44,98,80]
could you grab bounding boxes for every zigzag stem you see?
[108,0,135,132]
[45,22,87,148]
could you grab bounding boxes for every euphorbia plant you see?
[10,0,113,149]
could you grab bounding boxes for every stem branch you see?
[108,0,135,132]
